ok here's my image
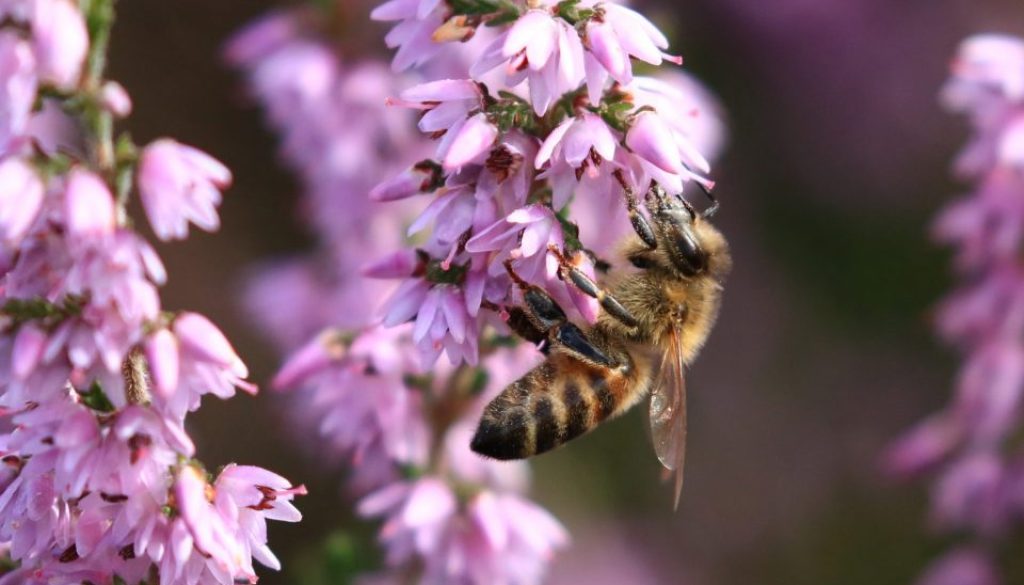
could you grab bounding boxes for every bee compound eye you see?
[671,229,707,276]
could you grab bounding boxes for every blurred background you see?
[108,0,1024,583]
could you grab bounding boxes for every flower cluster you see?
[0,1,302,583]
[885,34,1024,585]
[276,328,569,583]
[232,1,726,583]
[374,0,726,367]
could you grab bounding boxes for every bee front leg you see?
[548,245,640,329]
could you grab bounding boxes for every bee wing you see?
[649,324,688,510]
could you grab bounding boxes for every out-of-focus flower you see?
[371,0,450,72]
[100,81,132,117]
[272,326,431,490]
[888,33,1024,585]
[915,548,999,585]
[358,477,568,585]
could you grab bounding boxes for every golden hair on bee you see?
[471,180,731,508]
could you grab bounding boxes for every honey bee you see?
[470,179,731,507]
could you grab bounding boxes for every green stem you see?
[81,0,116,170]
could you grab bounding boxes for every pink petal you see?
[626,111,683,174]
[65,168,115,237]
[145,329,180,399]
[443,113,498,170]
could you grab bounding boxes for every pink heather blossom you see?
[359,478,569,585]
[174,314,252,393]
[140,312,256,422]
[884,415,962,477]
[626,109,711,190]
[137,139,232,241]
[370,162,444,202]
[467,204,599,322]
[0,32,37,153]
[583,3,681,87]
[396,79,486,161]
[30,0,88,89]
[444,112,500,170]
[944,35,1024,108]
[380,275,489,367]
[100,81,132,117]
[0,157,43,244]
[64,167,117,238]
[371,0,450,72]
[536,112,618,173]
[272,326,430,490]
[627,72,728,162]
[472,10,584,115]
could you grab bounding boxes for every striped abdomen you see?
[470,349,652,460]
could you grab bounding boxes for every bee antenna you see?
[679,198,697,222]
[698,182,719,219]
[679,161,720,219]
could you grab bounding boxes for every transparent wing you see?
[649,325,688,510]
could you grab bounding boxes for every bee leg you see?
[551,321,618,368]
[548,245,640,329]
[614,169,658,250]
[506,306,550,352]
[504,260,568,331]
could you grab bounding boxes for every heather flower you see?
[472,9,585,116]
[371,0,450,72]
[144,312,256,422]
[626,109,711,191]
[0,32,37,153]
[137,139,232,241]
[273,326,431,487]
[0,157,43,245]
[535,112,618,175]
[627,72,728,162]
[582,3,681,86]
[358,478,568,585]
[100,81,132,117]
[444,112,500,170]
[29,0,88,89]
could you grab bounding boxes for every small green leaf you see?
[449,0,501,16]
[467,368,490,395]
[80,381,116,413]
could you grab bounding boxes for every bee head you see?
[647,187,708,277]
